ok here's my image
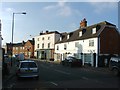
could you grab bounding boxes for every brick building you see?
[24,39,35,58]
[6,39,35,58]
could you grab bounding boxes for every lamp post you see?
[11,12,26,66]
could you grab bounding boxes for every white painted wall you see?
[54,37,98,62]
[83,38,98,53]
[34,33,60,57]
[55,40,83,61]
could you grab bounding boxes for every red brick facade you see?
[24,40,34,58]
[6,39,35,58]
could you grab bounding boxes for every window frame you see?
[89,40,94,47]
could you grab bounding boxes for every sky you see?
[0,0,119,45]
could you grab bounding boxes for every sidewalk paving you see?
[3,62,16,87]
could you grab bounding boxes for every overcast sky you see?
[1,0,119,45]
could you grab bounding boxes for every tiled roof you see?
[56,21,116,44]
[6,42,26,47]
[28,40,34,45]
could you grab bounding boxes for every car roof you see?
[20,60,35,63]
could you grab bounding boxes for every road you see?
[3,60,120,90]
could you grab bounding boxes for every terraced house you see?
[6,41,25,57]
[55,18,120,67]
[24,39,35,58]
[6,39,35,58]
[34,31,60,61]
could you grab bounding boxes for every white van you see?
[16,53,24,61]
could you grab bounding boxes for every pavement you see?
[37,59,112,74]
[2,59,16,88]
[3,65,16,83]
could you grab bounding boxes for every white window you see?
[37,44,39,48]
[48,37,50,40]
[48,43,50,48]
[92,28,96,34]
[16,47,18,50]
[75,42,79,47]
[57,45,59,50]
[42,43,44,49]
[64,44,67,50]
[42,37,44,40]
[67,35,69,39]
[79,31,82,37]
[89,40,94,47]
[13,47,15,50]
[20,47,22,49]
[37,38,39,41]
[60,37,62,41]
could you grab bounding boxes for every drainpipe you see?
[82,53,84,66]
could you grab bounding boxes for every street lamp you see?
[11,12,26,66]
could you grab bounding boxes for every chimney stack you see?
[80,18,87,28]
[46,30,49,34]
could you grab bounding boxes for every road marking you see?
[54,69,71,75]
[81,76,89,80]
[50,82,58,86]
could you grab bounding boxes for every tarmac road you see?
[3,60,120,90]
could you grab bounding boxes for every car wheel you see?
[113,68,119,76]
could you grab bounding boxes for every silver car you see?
[16,60,39,79]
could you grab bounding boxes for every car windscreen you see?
[20,62,37,68]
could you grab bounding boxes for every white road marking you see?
[54,69,71,75]
[50,82,58,86]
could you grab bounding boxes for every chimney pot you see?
[80,18,87,28]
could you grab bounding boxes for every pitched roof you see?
[6,41,26,47]
[28,39,34,45]
[56,21,116,44]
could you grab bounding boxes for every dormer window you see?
[67,35,69,39]
[92,28,96,34]
[60,36,62,41]
[82,29,86,34]
[79,31,82,37]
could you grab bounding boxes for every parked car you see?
[61,56,82,67]
[109,56,120,76]
[16,60,39,79]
